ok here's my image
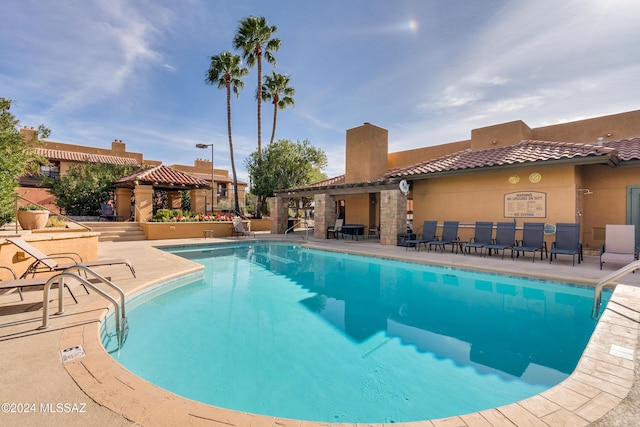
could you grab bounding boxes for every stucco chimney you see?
[345,122,388,184]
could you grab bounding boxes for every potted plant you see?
[17,205,50,230]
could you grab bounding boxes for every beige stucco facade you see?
[276,109,640,250]
[18,128,247,218]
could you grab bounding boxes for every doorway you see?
[626,186,640,247]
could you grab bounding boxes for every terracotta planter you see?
[17,210,50,230]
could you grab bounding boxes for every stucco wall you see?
[0,233,99,280]
[411,165,578,246]
[580,164,640,248]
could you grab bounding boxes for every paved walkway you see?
[1,234,639,426]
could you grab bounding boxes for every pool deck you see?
[1,234,639,426]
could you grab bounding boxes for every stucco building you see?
[17,127,247,220]
[273,109,640,251]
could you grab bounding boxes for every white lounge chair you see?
[600,224,637,270]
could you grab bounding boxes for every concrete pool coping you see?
[0,235,639,426]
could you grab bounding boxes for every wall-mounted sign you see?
[504,191,546,218]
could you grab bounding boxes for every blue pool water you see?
[104,242,610,423]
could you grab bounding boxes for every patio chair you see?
[600,224,637,270]
[428,221,461,253]
[326,218,344,239]
[0,266,79,303]
[232,217,256,238]
[549,223,582,266]
[515,222,547,262]
[483,222,516,259]
[99,202,116,221]
[463,222,493,255]
[405,220,437,251]
[4,237,136,279]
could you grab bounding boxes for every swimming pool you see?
[104,242,610,423]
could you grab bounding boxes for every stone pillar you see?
[167,191,182,209]
[114,188,132,221]
[268,197,289,234]
[380,189,407,246]
[133,184,154,222]
[314,193,336,239]
[190,189,207,215]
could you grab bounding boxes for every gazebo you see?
[113,165,210,222]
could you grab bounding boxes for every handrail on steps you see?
[38,265,128,348]
[592,260,640,319]
[285,218,313,239]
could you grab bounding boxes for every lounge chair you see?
[232,217,255,238]
[428,221,461,253]
[0,266,79,303]
[463,222,493,255]
[549,223,582,266]
[515,222,547,262]
[600,224,637,270]
[5,237,136,279]
[405,220,437,251]
[326,218,344,239]
[483,222,516,259]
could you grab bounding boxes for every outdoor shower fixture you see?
[577,188,593,195]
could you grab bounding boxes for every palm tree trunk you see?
[254,53,263,218]
[269,102,278,145]
[226,83,240,215]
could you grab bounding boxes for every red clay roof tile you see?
[382,140,618,179]
[116,165,209,188]
[34,148,138,166]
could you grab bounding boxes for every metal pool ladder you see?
[38,265,128,348]
[592,260,640,319]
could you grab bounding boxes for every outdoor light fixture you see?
[577,188,593,195]
[196,143,214,214]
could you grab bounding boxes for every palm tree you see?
[262,71,295,145]
[205,51,248,215]
[233,16,281,156]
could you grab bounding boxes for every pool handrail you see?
[38,266,128,347]
[285,218,313,239]
[592,260,640,319]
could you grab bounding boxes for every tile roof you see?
[603,137,640,161]
[116,165,209,189]
[34,148,138,166]
[190,171,246,185]
[382,140,618,179]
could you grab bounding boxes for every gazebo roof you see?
[115,164,210,190]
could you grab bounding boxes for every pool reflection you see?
[246,243,604,380]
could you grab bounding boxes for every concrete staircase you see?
[83,221,145,242]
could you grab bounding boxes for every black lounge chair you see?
[515,222,547,262]
[428,221,461,253]
[549,223,582,265]
[5,237,136,278]
[464,222,493,255]
[483,222,516,259]
[549,223,582,266]
[405,220,437,251]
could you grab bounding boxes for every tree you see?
[205,51,248,216]
[233,15,281,156]
[245,139,327,214]
[42,162,140,216]
[0,97,48,225]
[261,71,295,146]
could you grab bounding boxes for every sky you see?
[2,0,640,184]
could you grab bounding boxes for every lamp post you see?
[196,143,214,215]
